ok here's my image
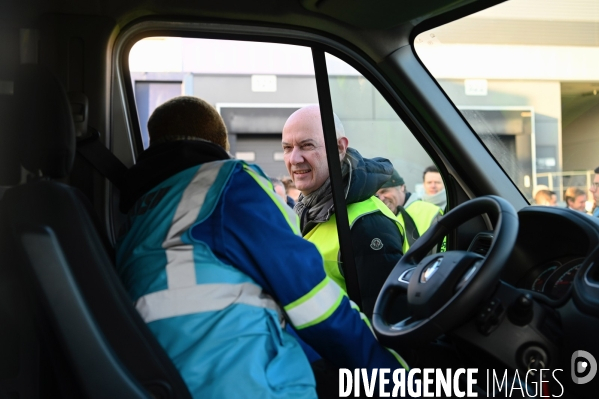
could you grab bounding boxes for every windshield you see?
[415,0,599,211]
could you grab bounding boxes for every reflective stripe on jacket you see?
[117,159,316,399]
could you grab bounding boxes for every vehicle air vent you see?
[468,232,494,256]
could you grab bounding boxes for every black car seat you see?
[0,64,192,399]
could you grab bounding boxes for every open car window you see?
[127,37,440,206]
[325,53,437,202]
[415,0,599,211]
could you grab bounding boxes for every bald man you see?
[282,105,407,318]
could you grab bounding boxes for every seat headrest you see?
[15,64,75,179]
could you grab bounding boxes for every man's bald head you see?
[284,105,346,139]
[281,105,348,196]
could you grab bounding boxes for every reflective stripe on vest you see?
[163,161,224,290]
[284,277,345,330]
[304,196,407,292]
[136,160,286,323]
[136,282,280,323]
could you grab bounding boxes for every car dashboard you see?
[454,205,599,397]
[519,256,583,299]
[503,206,599,301]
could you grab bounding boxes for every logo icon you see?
[571,350,597,384]
[370,238,383,251]
[420,257,443,283]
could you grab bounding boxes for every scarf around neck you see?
[294,157,351,234]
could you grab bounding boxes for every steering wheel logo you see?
[571,350,597,384]
[420,257,443,283]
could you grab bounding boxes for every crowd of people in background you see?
[532,165,599,218]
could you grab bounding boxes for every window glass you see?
[129,38,317,179]
[325,53,441,208]
[134,81,183,148]
[415,0,599,212]
[129,38,441,212]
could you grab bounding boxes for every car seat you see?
[0,64,192,399]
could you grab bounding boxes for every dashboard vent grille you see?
[468,233,493,256]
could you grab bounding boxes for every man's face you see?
[549,194,558,206]
[282,107,347,196]
[376,185,406,215]
[590,174,599,203]
[569,194,587,212]
[424,171,444,195]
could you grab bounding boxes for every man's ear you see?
[337,136,349,159]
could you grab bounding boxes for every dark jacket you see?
[299,148,404,318]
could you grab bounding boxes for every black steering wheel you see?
[372,195,519,347]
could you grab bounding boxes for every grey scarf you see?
[294,158,351,234]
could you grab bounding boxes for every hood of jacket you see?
[344,147,394,205]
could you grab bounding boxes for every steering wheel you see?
[372,195,519,347]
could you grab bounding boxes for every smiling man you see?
[282,105,407,318]
[376,168,443,248]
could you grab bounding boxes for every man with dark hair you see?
[590,166,599,217]
[282,105,407,318]
[376,168,443,248]
[116,96,407,399]
[422,165,447,209]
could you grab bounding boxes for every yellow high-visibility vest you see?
[398,200,444,251]
[304,196,407,292]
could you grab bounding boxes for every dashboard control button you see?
[475,298,504,335]
[508,293,534,326]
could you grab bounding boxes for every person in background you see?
[116,96,407,399]
[422,165,447,210]
[534,189,557,206]
[564,186,587,213]
[270,176,295,208]
[376,168,443,248]
[589,166,599,217]
[281,175,301,203]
